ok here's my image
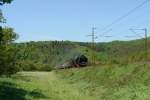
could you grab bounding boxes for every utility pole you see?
[130,28,148,63]
[87,27,97,65]
[144,28,148,62]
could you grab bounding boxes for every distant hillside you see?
[14,41,95,71]
[13,38,150,71]
[77,38,150,64]
[99,38,150,64]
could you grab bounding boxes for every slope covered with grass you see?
[1,38,150,100]
[0,63,150,100]
[56,63,150,100]
[0,72,93,100]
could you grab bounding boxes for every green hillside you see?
[14,41,96,71]
[12,38,150,71]
[77,38,150,64]
[96,38,150,64]
[56,63,150,100]
[0,38,150,100]
[1,0,150,99]
[0,63,150,100]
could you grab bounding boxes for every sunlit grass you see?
[0,63,150,100]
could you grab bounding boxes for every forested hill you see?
[97,38,150,64]
[14,41,94,71]
[14,38,150,71]
[76,37,150,64]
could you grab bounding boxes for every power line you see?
[99,29,112,37]
[129,28,143,38]
[101,0,150,32]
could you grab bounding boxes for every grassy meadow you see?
[0,63,150,100]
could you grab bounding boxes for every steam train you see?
[55,54,88,69]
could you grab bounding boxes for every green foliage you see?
[0,0,13,22]
[14,41,94,71]
[12,37,150,71]
[0,77,47,100]
[0,9,5,23]
[1,27,18,44]
[0,27,18,75]
[0,0,16,76]
[0,0,13,5]
[0,63,150,100]
[77,38,150,64]
[56,64,150,99]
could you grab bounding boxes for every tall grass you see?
[0,63,150,100]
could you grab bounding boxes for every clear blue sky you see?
[1,0,150,42]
